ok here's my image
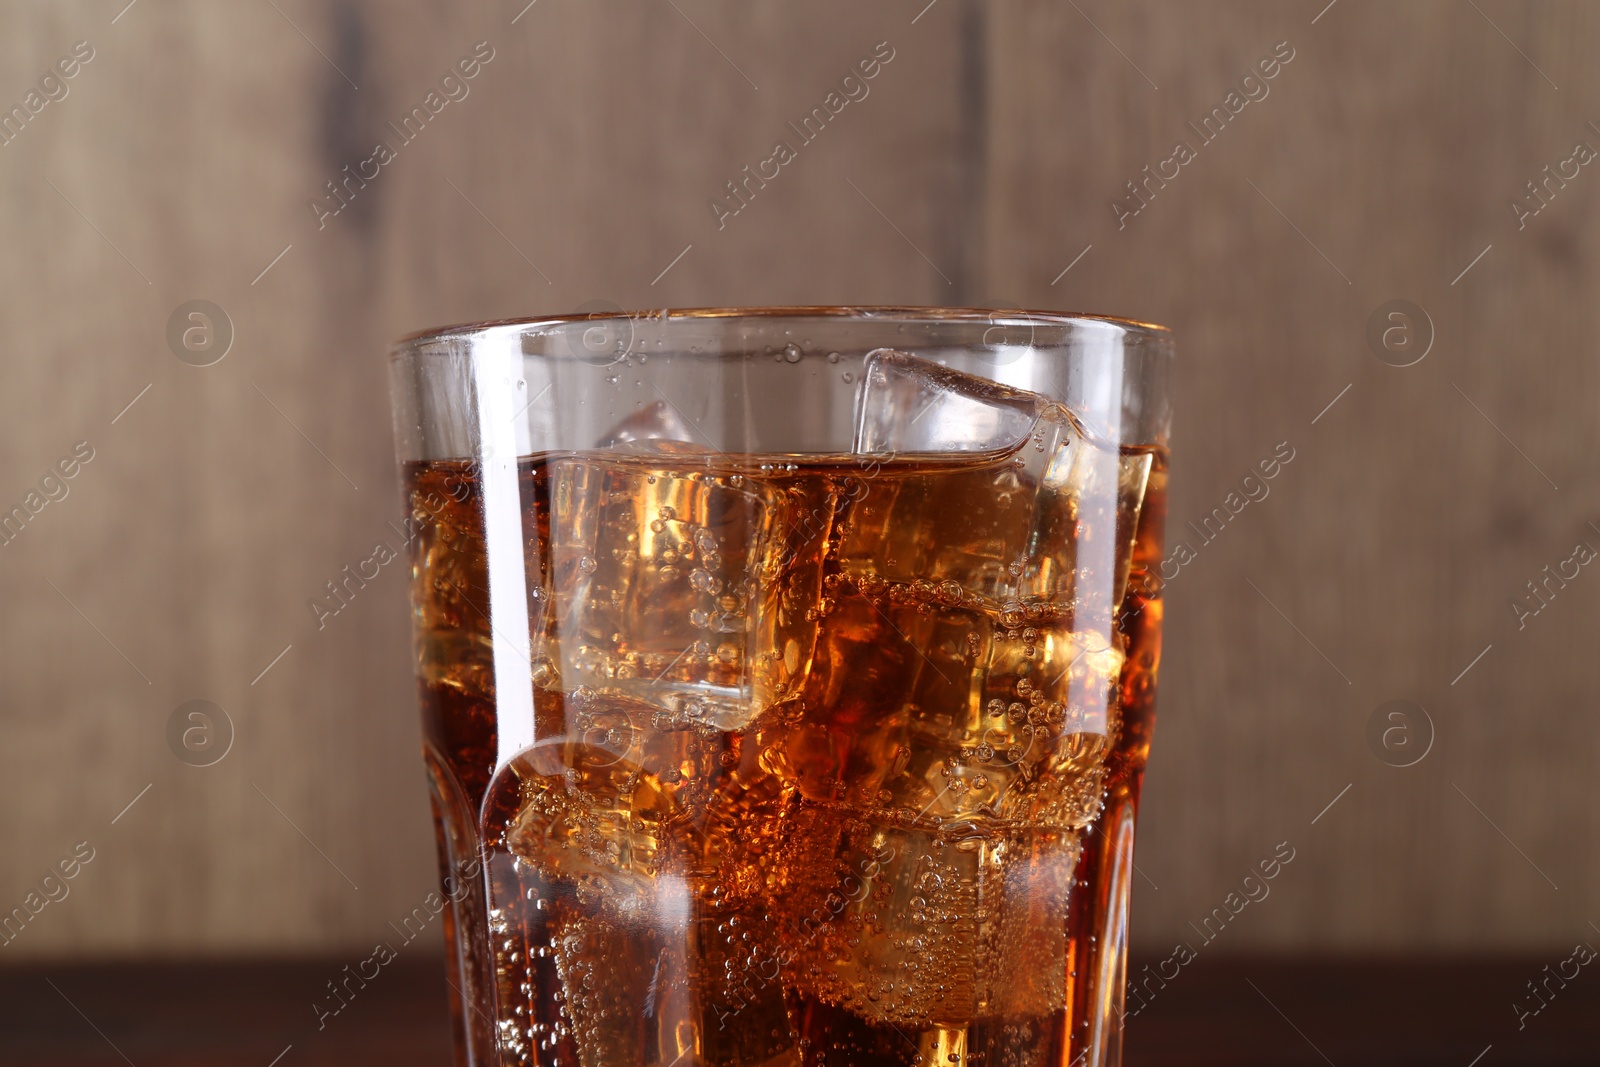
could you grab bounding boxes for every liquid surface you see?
[406,427,1165,1067]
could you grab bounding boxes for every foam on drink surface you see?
[407,353,1166,1067]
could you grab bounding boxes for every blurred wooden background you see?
[2,0,1597,963]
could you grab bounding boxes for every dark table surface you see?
[2,955,1595,1065]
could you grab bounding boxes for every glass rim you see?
[392,304,1173,351]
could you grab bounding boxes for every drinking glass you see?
[389,307,1173,1067]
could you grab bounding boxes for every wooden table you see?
[3,955,1595,1065]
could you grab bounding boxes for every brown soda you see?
[405,434,1165,1067]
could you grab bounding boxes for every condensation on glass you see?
[389,307,1174,1067]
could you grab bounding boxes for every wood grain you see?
[0,0,1594,960]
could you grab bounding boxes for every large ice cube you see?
[766,804,1082,1028]
[536,452,833,732]
[853,349,1041,457]
[593,399,697,449]
[849,348,1147,612]
[485,691,799,1067]
[765,352,1144,821]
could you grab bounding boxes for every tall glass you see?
[389,308,1173,1067]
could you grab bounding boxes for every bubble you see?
[827,351,841,363]
[578,556,598,573]
[783,343,803,363]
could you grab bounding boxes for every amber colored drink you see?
[404,409,1165,1067]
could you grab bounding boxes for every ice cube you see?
[767,805,1082,1028]
[853,348,1040,457]
[765,355,1139,820]
[484,693,799,1067]
[594,398,698,449]
[848,348,1148,612]
[537,453,833,732]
